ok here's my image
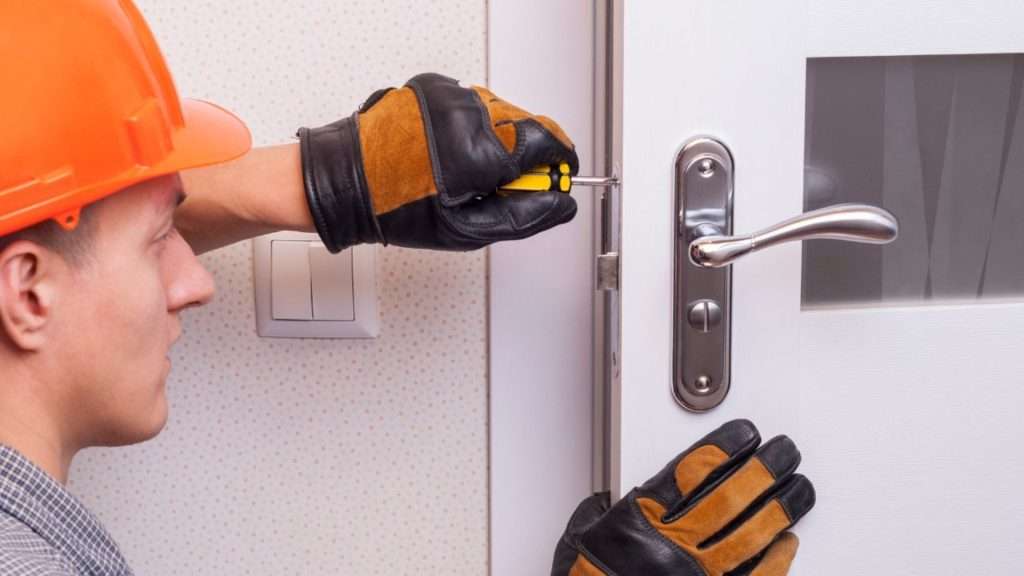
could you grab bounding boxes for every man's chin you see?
[97,400,169,447]
[137,398,170,443]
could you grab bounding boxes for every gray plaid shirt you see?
[0,446,132,576]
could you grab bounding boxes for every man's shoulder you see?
[0,512,75,575]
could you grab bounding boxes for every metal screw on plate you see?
[693,375,715,395]
[697,158,716,178]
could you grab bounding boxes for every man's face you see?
[58,174,215,447]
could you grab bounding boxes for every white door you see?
[613,2,1024,574]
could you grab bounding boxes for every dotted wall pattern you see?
[68,2,489,574]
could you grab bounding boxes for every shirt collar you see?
[0,444,132,575]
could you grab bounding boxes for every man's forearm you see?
[177,143,315,255]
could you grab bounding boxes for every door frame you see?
[487,1,601,574]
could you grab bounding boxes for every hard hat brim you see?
[64,97,253,226]
[160,98,253,175]
[0,98,252,237]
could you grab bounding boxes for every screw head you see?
[693,375,715,394]
[697,158,716,178]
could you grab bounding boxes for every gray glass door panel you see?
[804,54,1024,308]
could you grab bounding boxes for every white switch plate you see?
[254,232,379,339]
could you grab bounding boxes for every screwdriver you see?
[498,162,619,194]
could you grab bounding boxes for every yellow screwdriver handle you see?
[498,162,572,194]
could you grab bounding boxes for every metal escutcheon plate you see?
[673,137,734,412]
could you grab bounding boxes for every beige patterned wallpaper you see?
[69,1,490,574]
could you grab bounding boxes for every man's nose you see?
[165,233,216,311]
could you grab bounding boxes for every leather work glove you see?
[297,73,579,252]
[552,420,816,576]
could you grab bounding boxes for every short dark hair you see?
[0,202,100,266]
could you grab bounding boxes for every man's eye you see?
[157,227,176,243]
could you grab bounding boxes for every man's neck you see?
[0,365,76,484]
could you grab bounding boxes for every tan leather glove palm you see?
[551,420,815,576]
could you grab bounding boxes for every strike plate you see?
[673,137,734,411]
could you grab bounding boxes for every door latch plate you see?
[673,138,734,411]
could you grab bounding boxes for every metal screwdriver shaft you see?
[570,175,619,187]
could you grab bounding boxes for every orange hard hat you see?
[0,0,252,237]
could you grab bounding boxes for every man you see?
[0,2,814,575]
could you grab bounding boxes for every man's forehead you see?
[101,173,185,224]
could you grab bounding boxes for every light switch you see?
[270,240,312,320]
[309,243,355,321]
[255,232,379,339]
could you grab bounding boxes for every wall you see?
[69,2,490,574]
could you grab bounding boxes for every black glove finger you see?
[698,475,815,574]
[637,419,762,513]
[660,435,802,546]
[511,117,580,176]
[406,73,520,208]
[446,190,577,244]
[726,532,800,576]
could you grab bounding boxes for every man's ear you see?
[0,241,60,351]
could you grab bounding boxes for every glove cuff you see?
[298,114,384,253]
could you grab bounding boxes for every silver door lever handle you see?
[688,203,899,269]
